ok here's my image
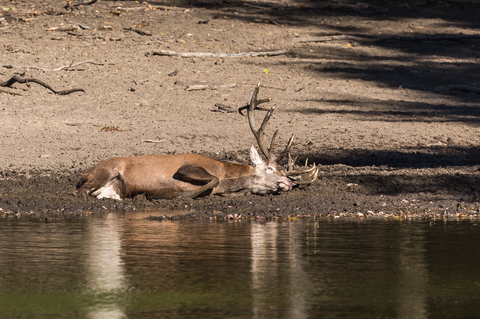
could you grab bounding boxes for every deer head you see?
[244,83,319,190]
[248,144,293,194]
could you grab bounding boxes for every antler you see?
[285,154,320,185]
[244,83,319,185]
[246,83,294,163]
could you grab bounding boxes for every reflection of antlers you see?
[246,83,294,163]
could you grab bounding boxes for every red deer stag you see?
[73,83,318,200]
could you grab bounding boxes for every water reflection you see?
[85,215,127,319]
[250,221,429,318]
[0,215,479,318]
[251,222,309,319]
[396,225,427,319]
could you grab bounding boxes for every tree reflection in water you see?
[0,215,479,318]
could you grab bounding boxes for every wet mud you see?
[1,149,480,221]
[1,0,480,220]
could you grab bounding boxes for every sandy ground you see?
[1,0,480,220]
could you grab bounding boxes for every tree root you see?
[0,75,84,95]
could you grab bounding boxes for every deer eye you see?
[267,166,276,173]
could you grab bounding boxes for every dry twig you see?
[175,81,236,91]
[67,32,106,40]
[112,5,189,11]
[0,75,84,95]
[149,49,289,58]
[124,27,152,36]
[3,61,103,71]
[143,139,165,143]
[65,0,98,10]
[211,104,236,113]
[47,26,79,32]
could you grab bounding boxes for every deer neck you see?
[210,161,256,195]
[220,161,255,179]
[214,175,257,195]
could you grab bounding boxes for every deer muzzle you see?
[279,177,293,191]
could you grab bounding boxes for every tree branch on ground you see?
[211,104,237,113]
[65,0,98,11]
[47,26,80,32]
[3,61,104,72]
[67,32,106,40]
[124,27,152,36]
[175,81,236,91]
[148,49,289,58]
[0,75,85,95]
[111,5,190,11]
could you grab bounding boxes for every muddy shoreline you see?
[1,151,480,221]
[1,0,480,220]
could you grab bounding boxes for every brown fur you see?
[73,149,292,200]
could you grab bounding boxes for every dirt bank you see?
[1,0,479,220]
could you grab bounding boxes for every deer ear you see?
[250,145,265,167]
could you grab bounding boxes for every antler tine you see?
[293,164,319,185]
[284,156,320,185]
[287,152,298,172]
[269,129,278,154]
[257,105,276,161]
[285,163,317,177]
[246,83,293,164]
[247,83,274,161]
[275,134,295,163]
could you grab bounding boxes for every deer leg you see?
[176,165,220,198]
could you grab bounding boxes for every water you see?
[0,212,479,318]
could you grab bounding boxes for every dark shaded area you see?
[169,0,480,29]
[298,145,480,168]
[294,97,480,125]
[293,61,480,105]
[180,0,480,116]
[344,173,479,200]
